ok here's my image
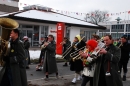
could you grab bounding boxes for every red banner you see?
[56,23,65,55]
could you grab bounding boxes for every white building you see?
[99,20,130,39]
[0,5,106,47]
[0,0,19,15]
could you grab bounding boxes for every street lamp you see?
[115,17,121,39]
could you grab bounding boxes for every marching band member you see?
[36,36,48,71]
[70,35,86,84]
[79,39,98,86]
[61,37,71,66]
[117,36,130,81]
[93,35,123,86]
[41,35,58,80]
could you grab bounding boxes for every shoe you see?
[56,75,59,79]
[72,78,76,84]
[122,75,126,81]
[43,77,49,81]
[63,63,68,67]
[77,75,82,80]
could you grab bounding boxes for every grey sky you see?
[19,0,130,21]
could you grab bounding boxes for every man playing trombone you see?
[61,37,71,66]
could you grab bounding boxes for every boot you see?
[63,62,68,67]
[123,75,126,81]
[77,75,82,80]
[72,78,76,84]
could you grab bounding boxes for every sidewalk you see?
[28,74,88,86]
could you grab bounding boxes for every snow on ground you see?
[29,50,62,59]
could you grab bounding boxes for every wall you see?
[0,0,18,7]
[69,26,80,43]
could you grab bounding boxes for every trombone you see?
[70,46,86,57]
[62,36,85,59]
[72,47,88,62]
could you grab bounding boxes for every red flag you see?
[128,11,130,14]
[91,13,94,16]
[106,14,109,17]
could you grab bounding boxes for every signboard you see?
[56,23,65,55]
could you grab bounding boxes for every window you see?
[126,24,130,32]
[41,26,48,38]
[33,26,39,41]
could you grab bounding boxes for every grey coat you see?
[42,40,58,73]
[0,38,27,86]
[93,44,123,86]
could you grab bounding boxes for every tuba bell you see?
[0,18,19,66]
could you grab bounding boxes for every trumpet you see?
[41,41,50,49]
[56,41,66,49]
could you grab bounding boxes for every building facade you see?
[0,0,19,14]
[99,20,130,39]
[0,5,106,48]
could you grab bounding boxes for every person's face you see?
[74,37,79,42]
[48,36,53,42]
[103,36,113,46]
[121,38,127,43]
[10,30,18,40]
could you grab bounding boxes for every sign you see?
[50,30,57,33]
[56,23,65,55]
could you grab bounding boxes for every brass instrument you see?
[56,41,66,49]
[118,43,123,48]
[41,41,50,49]
[72,39,105,62]
[62,36,85,59]
[72,47,88,62]
[70,46,86,57]
[0,18,19,66]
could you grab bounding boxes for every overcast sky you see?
[19,0,130,21]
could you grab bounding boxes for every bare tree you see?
[85,10,110,25]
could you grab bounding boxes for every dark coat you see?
[42,40,58,73]
[93,44,123,86]
[117,42,130,62]
[24,40,30,64]
[63,40,71,60]
[70,40,86,72]
[0,38,27,86]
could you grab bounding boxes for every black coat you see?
[24,40,30,64]
[62,40,71,60]
[0,38,27,86]
[117,42,130,62]
[42,40,58,73]
[93,44,123,86]
[70,40,86,72]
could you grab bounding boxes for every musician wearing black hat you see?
[117,36,130,81]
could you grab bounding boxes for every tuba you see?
[0,18,19,66]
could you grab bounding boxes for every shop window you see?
[33,26,39,46]
[41,26,48,38]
